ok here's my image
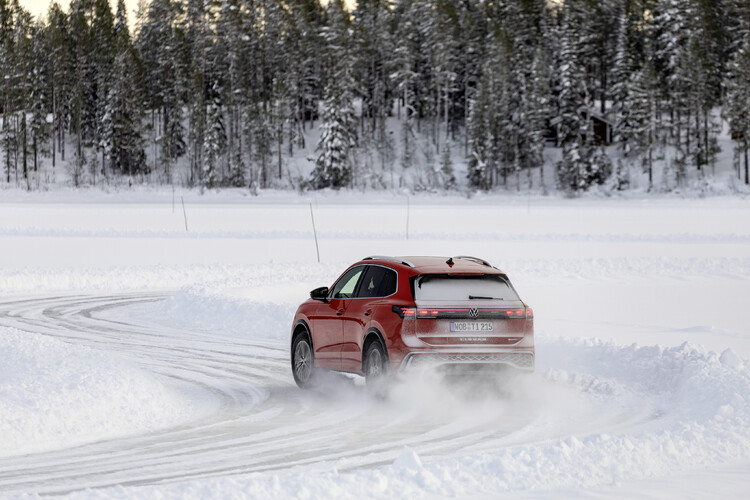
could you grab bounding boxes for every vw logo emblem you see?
[469,307,479,319]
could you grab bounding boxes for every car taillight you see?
[391,306,440,318]
[392,305,416,318]
[393,306,533,319]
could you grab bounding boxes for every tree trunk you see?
[52,81,56,169]
[444,78,449,144]
[277,118,283,180]
[22,63,28,186]
[695,109,700,170]
[60,117,65,162]
[704,110,711,173]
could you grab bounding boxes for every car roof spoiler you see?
[454,256,492,267]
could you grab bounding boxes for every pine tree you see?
[467,27,510,191]
[310,0,357,189]
[726,39,750,185]
[556,3,590,192]
[207,0,252,187]
[466,70,492,190]
[46,2,73,170]
[439,142,455,189]
[203,81,226,188]
[528,42,552,191]
[91,0,115,181]
[504,0,549,190]
[136,0,186,182]
[29,20,50,180]
[611,5,635,150]
[354,0,393,141]
[455,1,487,158]
[392,0,421,174]
[430,0,461,151]
[107,0,146,178]
[68,0,95,186]
[1,0,17,183]
[14,5,33,188]
[621,61,660,190]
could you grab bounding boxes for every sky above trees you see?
[21,0,137,22]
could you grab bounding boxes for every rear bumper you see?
[399,351,535,371]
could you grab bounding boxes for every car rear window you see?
[413,274,520,302]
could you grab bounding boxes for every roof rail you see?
[454,255,492,267]
[362,256,415,268]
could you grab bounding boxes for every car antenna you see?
[446,257,454,266]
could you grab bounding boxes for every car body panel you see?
[308,298,348,369]
[291,256,535,378]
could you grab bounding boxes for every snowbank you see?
[51,336,750,499]
[0,328,214,458]
[99,281,750,499]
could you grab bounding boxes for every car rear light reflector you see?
[393,306,533,319]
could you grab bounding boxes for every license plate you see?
[450,321,494,332]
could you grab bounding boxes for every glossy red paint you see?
[290,256,535,384]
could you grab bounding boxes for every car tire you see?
[363,340,388,393]
[292,331,317,389]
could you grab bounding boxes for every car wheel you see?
[363,340,388,391]
[292,332,316,389]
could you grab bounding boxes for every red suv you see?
[290,256,534,388]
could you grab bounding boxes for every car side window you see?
[330,267,364,299]
[357,266,397,298]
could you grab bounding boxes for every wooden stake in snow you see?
[181,196,188,232]
[310,202,320,263]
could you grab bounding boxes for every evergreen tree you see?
[354,0,393,140]
[392,0,422,173]
[136,0,186,182]
[217,0,247,187]
[46,2,73,169]
[107,0,146,178]
[726,39,750,185]
[91,0,115,181]
[68,0,94,185]
[29,20,50,179]
[556,3,590,192]
[528,42,552,190]
[14,5,33,188]
[1,0,17,183]
[203,82,225,188]
[621,61,660,190]
[611,4,636,150]
[310,0,358,189]
[467,26,510,190]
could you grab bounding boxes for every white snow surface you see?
[0,190,749,498]
[0,327,214,458]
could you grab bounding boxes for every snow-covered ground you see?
[0,190,748,498]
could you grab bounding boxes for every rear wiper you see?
[469,295,503,300]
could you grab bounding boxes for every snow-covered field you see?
[0,190,749,499]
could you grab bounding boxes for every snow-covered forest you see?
[1,0,750,193]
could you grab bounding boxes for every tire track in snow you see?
[0,294,648,495]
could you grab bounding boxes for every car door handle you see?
[364,309,372,316]
[337,309,345,316]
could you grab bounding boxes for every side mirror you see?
[310,286,329,302]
